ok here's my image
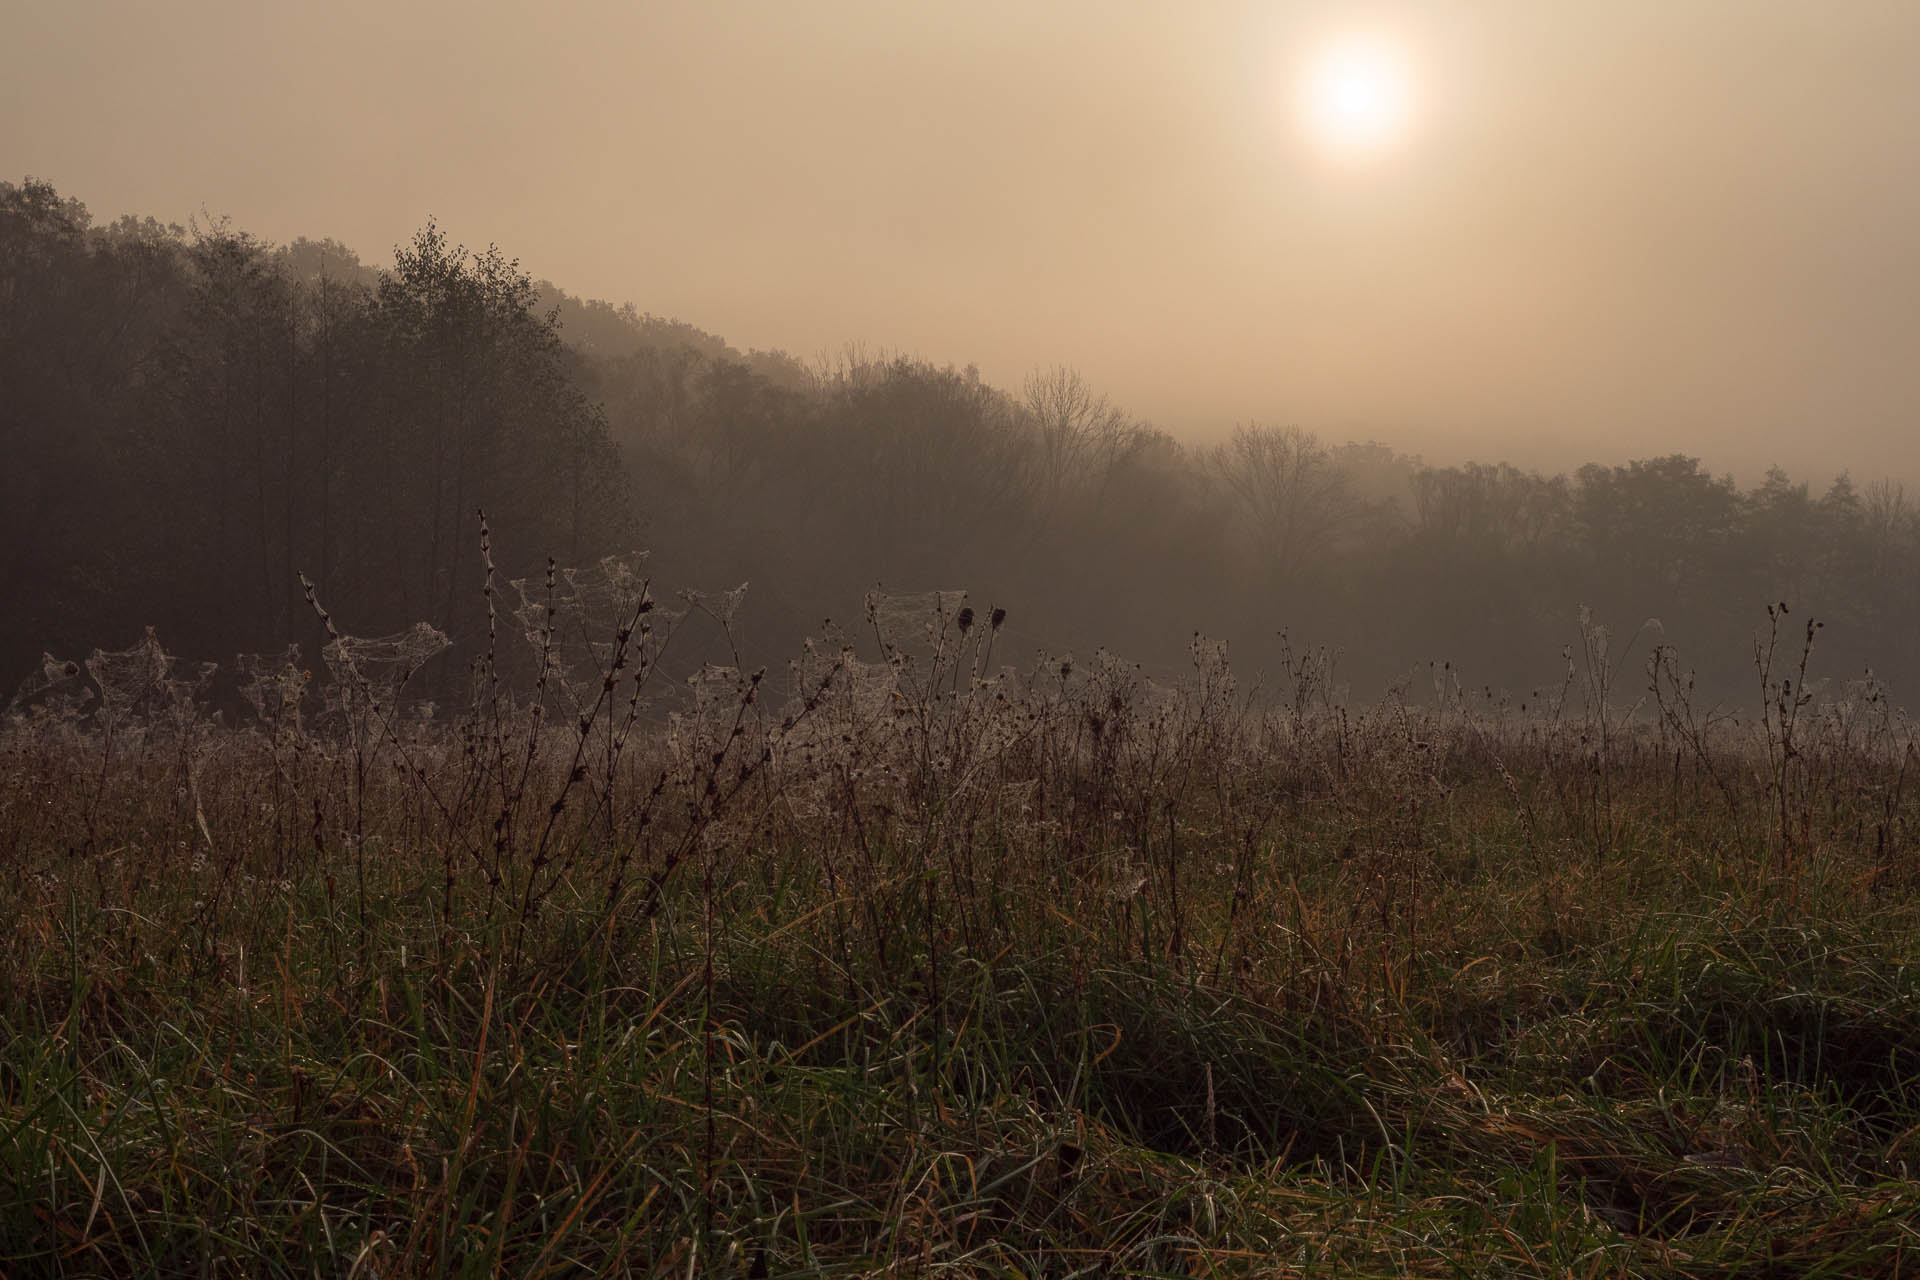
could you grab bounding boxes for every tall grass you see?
[2,541,1918,1276]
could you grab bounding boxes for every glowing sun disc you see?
[1297,36,1414,154]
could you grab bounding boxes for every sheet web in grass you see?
[82,628,215,731]
[236,645,309,735]
[655,584,767,770]
[319,621,450,722]
[3,652,94,724]
[865,588,972,660]
[510,554,685,715]
[681,581,749,631]
[767,620,871,780]
[760,593,955,775]
[852,589,980,725]
[779,589,1033,787]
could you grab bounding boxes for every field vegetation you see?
[3,551,1918,1277]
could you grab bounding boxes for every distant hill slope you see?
[534,281,814,391]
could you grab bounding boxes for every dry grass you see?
[2,566,1918,1276]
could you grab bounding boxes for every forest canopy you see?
[5,177,1917,706]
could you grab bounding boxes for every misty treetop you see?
[5,177,1918,704]
[3,181,623,670]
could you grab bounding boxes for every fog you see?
[11,4,1920,708]
[9,1,1920,480]
[13,12,1920,1261]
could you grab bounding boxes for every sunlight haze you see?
[1293,29,1418,157]
[7,0,1920,481]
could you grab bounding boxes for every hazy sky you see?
[9,1,1920,481]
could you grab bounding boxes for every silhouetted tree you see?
[1210,424,1358,591]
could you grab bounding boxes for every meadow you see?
[2,557,1917,1277]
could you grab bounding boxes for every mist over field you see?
[4,176,1920,710]
[9,8,1920,1276]
[10,4,1920,700]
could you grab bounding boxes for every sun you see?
[1295,34,1416,157]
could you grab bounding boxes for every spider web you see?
[864,588,971,655]
[320,622,449,719]
[510,553,685,712]
[236,645,310,733]
[3,653,94,724]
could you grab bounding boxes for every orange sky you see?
[8,1,1920,482]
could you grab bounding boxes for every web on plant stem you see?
[320,622,449,718]
[3,652,95,725]
[510,553,683,712]
[75,629,217,743]
[682,582,749,629]
[865,589,971,655]
[236,645,310,734]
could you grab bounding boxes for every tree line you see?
[6,177,1918,706]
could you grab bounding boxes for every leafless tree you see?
[1209,424,1358,585]
[1020,366,1145,534]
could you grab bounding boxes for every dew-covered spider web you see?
[236,645,310,734]
[320,622,450,720]
[509,554,685,713]
[3,653,94,725]
[6,630,215,746]
[864,589,972,656]
[681,583,749,630]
